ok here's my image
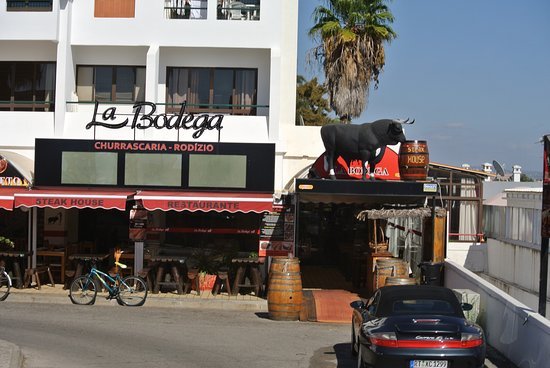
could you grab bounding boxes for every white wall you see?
[445,260,550,368]
[0,0,304,195]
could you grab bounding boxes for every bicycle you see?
[0,265,12,301]
[69,260,147,307]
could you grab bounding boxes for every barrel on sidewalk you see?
[267,257,303,321]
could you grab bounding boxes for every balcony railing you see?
[0,100,55,112]
[66,101,268,116]
[6,0,53,11]
[163,0,260,20]
[164,0,206,20]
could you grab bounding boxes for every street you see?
[0,301,354,368]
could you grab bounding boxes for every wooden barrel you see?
[269,257,301,274]
[399,140,429,181]
[375,259,409,290]
[267,258,303,321]
[385,277,417,286]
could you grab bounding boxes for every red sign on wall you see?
[308,144,401,180]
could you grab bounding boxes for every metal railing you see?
[0,100,55,111]
[65,101,268,116]
[6,0,53,11]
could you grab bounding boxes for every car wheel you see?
[351,322,358,356]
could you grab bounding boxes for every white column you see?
[54,0,74,136]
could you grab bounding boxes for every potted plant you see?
[0,236,15,250]
[190,249,220,292]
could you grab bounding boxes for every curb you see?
[6,288,268,312]
[0,339,22,368]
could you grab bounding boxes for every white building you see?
[1,0,328,280]
[0,0,322,193]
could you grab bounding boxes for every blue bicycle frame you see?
[86,267,122,295]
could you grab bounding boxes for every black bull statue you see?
[320,118,414,180]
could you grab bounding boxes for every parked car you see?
[350,285,486,368]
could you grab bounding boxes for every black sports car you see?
[350,285,486,368]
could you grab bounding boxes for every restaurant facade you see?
[0,0,306,289]
[0,1,488,297]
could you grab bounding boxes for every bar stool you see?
[184,268,200,295]
[231,258,262,297]
[212,269,231,296]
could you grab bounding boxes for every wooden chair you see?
[24,266,55,290]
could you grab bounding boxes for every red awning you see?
[0,187,28,211]
[14,188,135,211]
[135,191,274,213]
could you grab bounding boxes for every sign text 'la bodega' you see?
[86,101,223,139]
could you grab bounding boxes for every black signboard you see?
[259,209,294,257]
[34,138,275,192]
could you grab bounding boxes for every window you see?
[6,0,53,12]
[0,62,56,111]
[166,67,257,115]
[76,65,145,103]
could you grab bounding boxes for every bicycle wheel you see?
[0,271,11,301]
[117,276,147,307]
[69,275,97,305]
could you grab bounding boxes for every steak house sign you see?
[86,101,223,139]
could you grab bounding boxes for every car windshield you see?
[392,299,456,315]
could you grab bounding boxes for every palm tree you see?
[309,0,396,123]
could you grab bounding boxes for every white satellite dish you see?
[492,160,509,181]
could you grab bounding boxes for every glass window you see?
[0,61,56,111]
[94,66,113,102]
[213,69,233,109]
[116,66,134,102]
[167,68,189,107]
[76,65,145,103]
[166,67,257,114]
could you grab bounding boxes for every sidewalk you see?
[5,283,268,311]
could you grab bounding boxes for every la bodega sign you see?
[86,101,223,139]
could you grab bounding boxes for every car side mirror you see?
[461,303,473,311]
[350,300,365,310]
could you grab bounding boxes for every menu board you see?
[259,209,294,257]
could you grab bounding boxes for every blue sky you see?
[297,0,550,174]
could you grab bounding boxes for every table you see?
[150,254,187,294]
[231,258,262,296]
[36,248,66,284]
[0,250,31,289]
[69,253,110,278]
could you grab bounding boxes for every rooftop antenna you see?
[492,160,508,181]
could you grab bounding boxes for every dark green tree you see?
[309,0,396,123]
[520,173,534,182]
[296,75,337,126]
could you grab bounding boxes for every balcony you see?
[6,0,53,12]
[163,0,260,21]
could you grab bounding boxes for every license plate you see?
[410,361,448,368]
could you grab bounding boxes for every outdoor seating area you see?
[1,240,267,299]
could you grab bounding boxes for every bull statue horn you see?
[395,118,415,125]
